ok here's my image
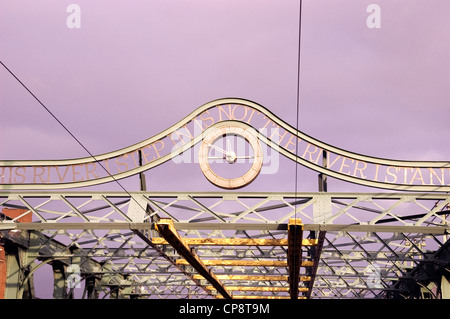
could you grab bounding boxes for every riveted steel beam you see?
[176,259,314,267]
[151,237,317,246]
[154,218,232,299]
[287,218,304,299]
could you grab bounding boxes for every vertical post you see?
[138,149,147,192]
[318,150,327,192]
[2,246,21,299]
[0,209,34,299]
[52,262,68,299]
[66,244,82,299]
[110,286,119,299]
[85,276,99,299]
[138,149,157,239]
[313,151,327,298]
[441,275,450,299]
[20,263,35,299]
[287,218,304,299]
[109,285,127,299]
[155,218,232,299]
[0,246,5,299]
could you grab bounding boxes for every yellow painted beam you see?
[176,259,314,267]
[194,274,311,281]
[155,218,231,299]
[288,218,304,299]
[206,286,309,292]
[217,295,307,300]
[151,237,318,246]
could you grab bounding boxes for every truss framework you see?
[0,191,449,299]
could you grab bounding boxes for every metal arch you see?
[1,97,450,298]
[16,257,67,299]
[1,98,450,191]
[1,97,449,168]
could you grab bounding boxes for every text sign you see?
[1,98,449,191]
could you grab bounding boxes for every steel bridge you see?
[1,99,449,299]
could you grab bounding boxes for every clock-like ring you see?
[199,122,263,189]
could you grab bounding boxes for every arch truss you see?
[1,191,449,299]
[1,98,449,299]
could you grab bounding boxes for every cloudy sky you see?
[1,0,450,193]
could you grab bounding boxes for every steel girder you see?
[0,191,449,299]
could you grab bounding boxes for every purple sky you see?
[1,0,450,299]
[1,0,450,194]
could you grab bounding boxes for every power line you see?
[0,61,88,155]
[0,60,148,215]
[295,0,303,197]
[293,0,303,299]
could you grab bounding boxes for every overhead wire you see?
[0,60,149,218]
[293,0,303,299]
[295,1,302,199]
[3,1,306,298]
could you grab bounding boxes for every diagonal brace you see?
[154,218,232,299]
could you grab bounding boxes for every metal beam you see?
[130,228,212,297]
[231,295,306,300]
[52,261,69,299]
[193,274,311,281]
[442,275,450,299]
[5,222,448,235]
[176,259,314,267]
[207,286,283,292]
[151,237,317,246]
[0,246,5,299]
[154,218,232,299]
[1,226,134,299]
[305,230,326,299]
[206,286,309,292]
[3,246,21,299]
[287,218,304,299]
[1,191,448,299]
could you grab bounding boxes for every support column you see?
[0,244,35,299]
[318,150,328,192]
[155,218,232,299]
[52,261,70,299]
[441,275,450,299]
[109,286,121,299]
[138,149,147,192]
[85,276,100,299]
[0,209,34,299]
[2,246,21,299]
[287,218,304,299]
[305,230,326,299]
[0,245,5,299]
